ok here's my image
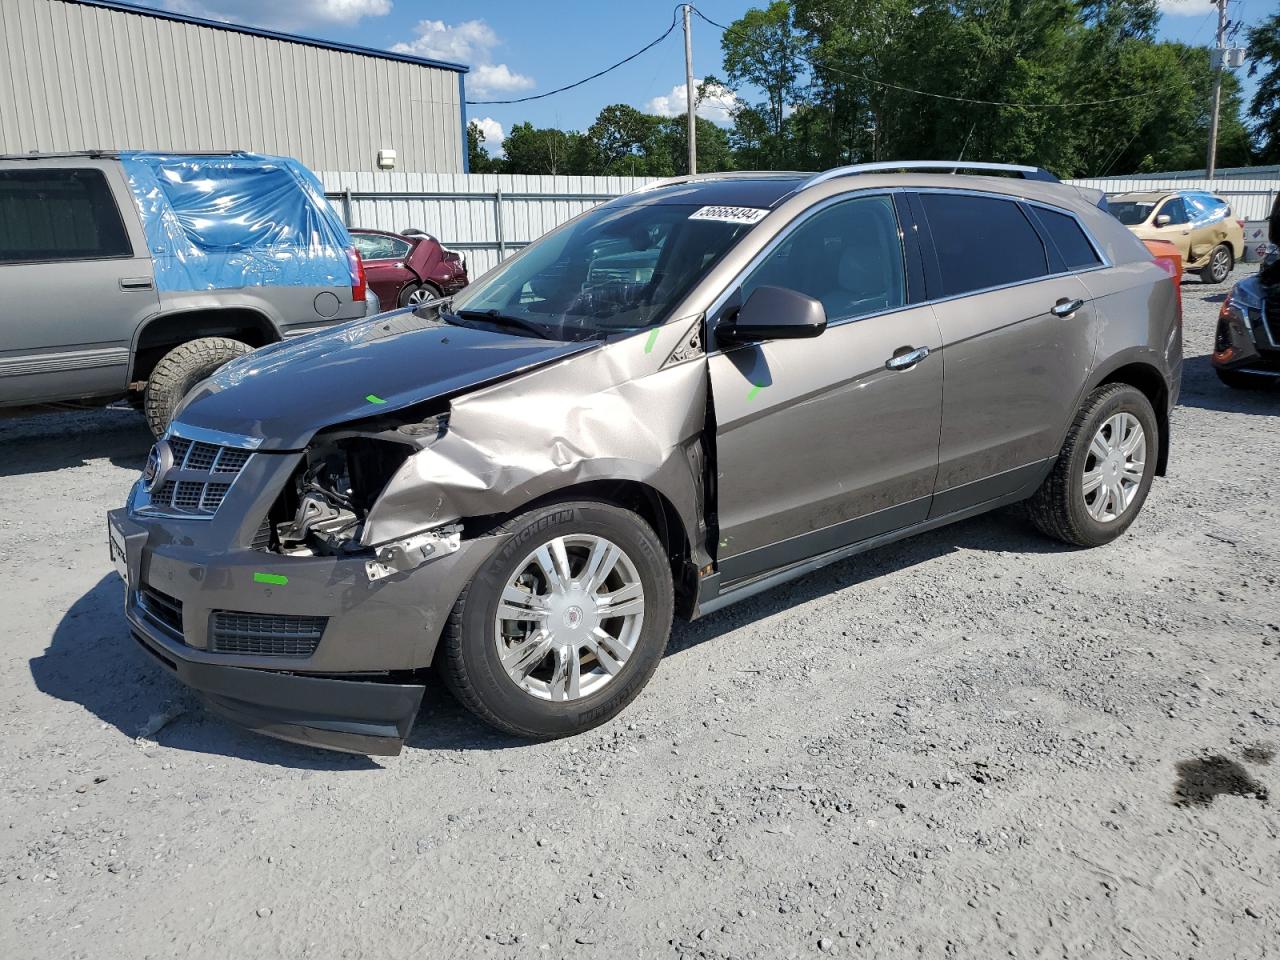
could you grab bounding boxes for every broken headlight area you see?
[264,421,460,581]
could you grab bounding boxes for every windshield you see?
[1111,201,1156,226]
[447,202,759,340]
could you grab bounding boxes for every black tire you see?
[1216,368,1274,390]
[1199,244,1233,284]
[1027,383,1159,548]
[143,337,251,438]
[398,281,441,308]
[441,501,674,739]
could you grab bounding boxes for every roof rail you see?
[802,161,1060,189]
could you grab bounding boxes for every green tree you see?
[1246,11,1280,162]
[501,122,591,175]
[466,121,502,173]
[721,0,808,167]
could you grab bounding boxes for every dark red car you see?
[350,228,468,308]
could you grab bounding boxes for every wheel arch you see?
[464,478,699,620]
[128,307,281,384]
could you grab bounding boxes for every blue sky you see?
[140,0,1265,153]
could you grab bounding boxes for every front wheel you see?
[1199,244,1233,284]
[1027,383,1159,547]
[143,337,251,438]
[441,501,674,738]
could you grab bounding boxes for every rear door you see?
[913,190,1100,516]
[708,193,943,582]
[0,162,157,404]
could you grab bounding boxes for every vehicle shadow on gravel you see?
[34,574,380,770]
[1176,356,1280,415]
[39,511,1072,763]
[0,408,153,477]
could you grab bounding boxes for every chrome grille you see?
[209,611,327,658]
[138,427,258,519]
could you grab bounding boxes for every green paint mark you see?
[747,384,763,401]
[365,394,387,405]
[253,572,288,586]
[644,329,660,354]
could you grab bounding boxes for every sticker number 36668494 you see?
[688,205,770,224]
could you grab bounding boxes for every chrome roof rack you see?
[802,161,1060,189]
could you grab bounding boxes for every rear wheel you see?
[441,501,673,738]
[143,337,251,438]
[1027,383,1158,547]
[398,281,441,308]
[1199,244,1233,284]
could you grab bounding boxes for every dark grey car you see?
[107,162,1183,755]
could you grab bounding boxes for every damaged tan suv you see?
[108,162,1183,755]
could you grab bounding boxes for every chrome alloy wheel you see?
[1082,412,1146,522]
[407,286,432,304]
[494,535,645,702]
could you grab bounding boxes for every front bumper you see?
[109,505,492,755]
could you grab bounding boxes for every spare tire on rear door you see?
[143,337,251,438]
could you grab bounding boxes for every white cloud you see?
[472,116,505,155]
[159,0,390,28]
[1157,0,1212,15]
[391,19,533,96]
[646,80,740,126]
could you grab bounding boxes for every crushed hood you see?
[174,310,594,449]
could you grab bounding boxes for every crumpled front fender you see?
[360,319,711,563]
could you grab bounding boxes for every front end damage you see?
[113,315,714,755]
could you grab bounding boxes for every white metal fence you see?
[1068,177,1279,220]
[320,171,1279,277]
[319,172,652,277]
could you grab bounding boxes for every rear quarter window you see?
[0,168,132,263]
[1028,206,1102,271]
[919,193,1049,297]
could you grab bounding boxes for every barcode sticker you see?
[688,205,770,224]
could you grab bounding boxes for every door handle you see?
[1050,298,1084,318]
[885,345,930,371]
[119,277,154,290]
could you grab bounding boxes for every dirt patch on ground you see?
[1,268,1277,958]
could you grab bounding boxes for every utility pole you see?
[683,4,697,175]
[1206,0,1228,180]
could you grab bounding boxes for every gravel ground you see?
[1,267,1277,960]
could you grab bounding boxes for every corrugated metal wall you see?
[0,0,465,173]
[320,172,655,277]
[321,171,1279,278]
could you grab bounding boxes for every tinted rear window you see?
[920,193,1049,297]
[1029,206,1102,271]
[0,168,132,263]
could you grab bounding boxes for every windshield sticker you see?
[689,205,770,225]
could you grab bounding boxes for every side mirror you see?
[1154,214,1171,227]
[717,285,827,343]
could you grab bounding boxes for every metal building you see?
[0,0,470,173]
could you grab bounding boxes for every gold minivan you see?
[1111,190,1244,283]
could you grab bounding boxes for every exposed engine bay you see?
[272,425,461,580]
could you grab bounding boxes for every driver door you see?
[708,194,943,583]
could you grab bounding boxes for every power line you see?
[691,5,1164,110]
[465,9,679,105]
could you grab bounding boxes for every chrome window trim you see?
[167,422,263,450]
[703,185,1111,356]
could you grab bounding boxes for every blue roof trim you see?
[68,0,470,74]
